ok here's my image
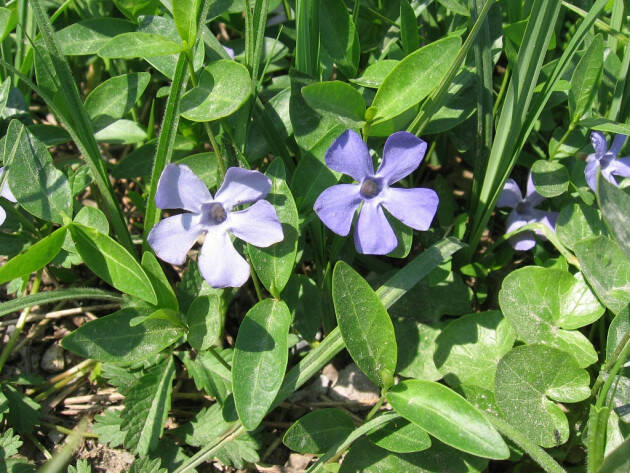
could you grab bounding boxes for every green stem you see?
[364,395,385,422]
[487,413,567,473]
[493,65,511,116]
[0,271,42,375]
[595,332,630,409]
[550,123,575,160]
[206,346,232,372]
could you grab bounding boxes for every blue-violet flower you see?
[313,130,439,255]
[148,164,283,288]
[497,172,558,251]
[0,167,17,226]
[585,131,630,191]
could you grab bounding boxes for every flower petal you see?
[198,230,250,288]
[0,167,16,203]
[215,167,272,210]
[497,178,523,209]
[0,205,5,226]
[530,209,558,235]
[590,131,607,157]
[505,211,536,251]
[584,159,600,191]
[155,163,212,212]
[147,213,204,265]
[376,131,427,185]
[525,172,544,207]
[313,184,362,236]
[229,200,284,247]
[353,200,398,255]
[381,187,438,231]
[324,129,373,182]
[610,134,627,156]
[610,156,630,180]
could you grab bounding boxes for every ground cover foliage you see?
[0,0,629,472]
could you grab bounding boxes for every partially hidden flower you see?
[497,172,558,251]
[313,130,439,255]
[585,131,630,191]
[0,167,17,226]
[147,164,283,288]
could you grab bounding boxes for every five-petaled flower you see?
[313,130,439,255]
[497,172,558,251]
[148,164,283,288]
[585,131,630,192]
[0,167,17,227]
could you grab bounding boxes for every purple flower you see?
[313,130,439,255]
[147,164,283,288]
[585,131,630,191]
[0,167,17,227]
[497,172,558,251]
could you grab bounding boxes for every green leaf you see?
[98,32,185,59]
[606,306,629,362]
[531,160,569,197]
[247,159,299,296]
[282,274,322,342]
[366,416,431,454]
[232,299,291,431]
[394,319,442,381]
[141,252,179,311]
[70,224,157,305]
[0,7,17,42]
[113,0,160,20]
[495,344,590,447]
[283,408,355,454]
[569,34,603,122]
[333,261,397,388]
[598,176,630,258]
[319,0,360,77]
[126,457,166,473]
[434,311,516,391]
[371,36,460,124]
[578,118,630,136]
[180,60,252,122]
[349,60,399,89]
[599,435,630,473]
[172,0,201,46]
[1,385,40,434]
[0,428,22,458]
[84,73,151,130]
[556,202,608,251]
[498,266,602,366]
[400,0,420,55]
[574,236,630,315]
[94,119,147,144]
[301,81,365,129]
[4,120,72,224]
[178,349,232,402]
[92,409,125,448]
[386,380,509,459]
[121,356,176,456]
[62,307,184,363]
[184,294,221,351]
[55,18,135,55]
[340,437,487,473]
[0,226,67,284]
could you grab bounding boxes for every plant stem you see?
[0,271,42,375]
[206,346,232,372]
[550,123,575,160]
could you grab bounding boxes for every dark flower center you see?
[516,201,532,214]
[201,202,228,225]
[360,178,381,199]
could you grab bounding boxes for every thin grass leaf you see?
[295,0,320,76]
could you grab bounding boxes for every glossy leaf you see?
[55,18,135,55]
[569,34,603,123]
[434,311,516,391]
[400,0,420,54]
[180,60,252,122]
[349,60,399,89]
[319,0,360,77]
[371,36,460,124]
[495,344,590,447]
[247,159,299,296]
[283,408,354,454]
[5,120,72,224]
[394,319,442,381]
[332,261,397,388]
[98,32,185,59]
[574,236,630,315]
[366,416,431,453]
[598,175,630,258]
[141,251,179,311]
[498,266,602,366]
[173,0,201,46]
[578,118,630,136]
[0,226,67,284]
[387,380,509,459]
[531,159,569,197]
[556,202,608,251]
[232,299,291,431]
[282,274,322,342]
[184,294,221,351]
[606,306,629,362]
[70,224,157,305]
[62,307,184,362]
[301,81,365,129]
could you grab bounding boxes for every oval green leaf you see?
[332,261,397,388]
[184,294,221,351]
[97,32,185,59]
[301,81,365,128]
[371,36,461,124]
[283,408,355,454]
[232,299,291,431]
[181,60,252,122]
[366,416,431,453]
[598,175,630,258]
[386,379,509,459]
[531,159,569,197]
[569,34,603,123]
[69,224,157,305]
[556,202,608,251]
[55,18,135,55]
